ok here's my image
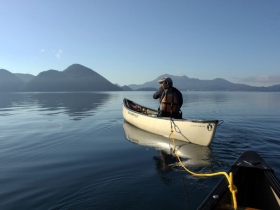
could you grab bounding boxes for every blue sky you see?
[1,0,280,86]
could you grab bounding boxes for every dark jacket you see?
[153,86,183,118]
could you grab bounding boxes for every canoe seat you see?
[126,100,147,114]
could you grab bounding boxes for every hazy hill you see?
[0,69,24,92]
[2,65,280,92]
[135,87,157,91]
[22,64,122,91]
[14,73,35,82]
[121,85,133,91]
[269,84,280,91]
[127,74,279,91]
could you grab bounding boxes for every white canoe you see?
[123,121,212,166]
[122,98,221,146]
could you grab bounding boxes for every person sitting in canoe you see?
[153,77,183,119]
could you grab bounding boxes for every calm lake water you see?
[0,91,280,210]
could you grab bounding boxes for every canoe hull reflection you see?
[123,121,211,166]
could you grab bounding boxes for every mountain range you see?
[1,64,280,92]
[128,74,280,91]
[0,64,122,92]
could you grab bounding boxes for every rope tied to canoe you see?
[169,121,238,210]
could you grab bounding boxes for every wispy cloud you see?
[55,49,63,58]
[241,75,280,84]
[232,75,280,86]
[176,71,184,76]
[41,49,63,58]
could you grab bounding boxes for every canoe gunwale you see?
[123,98,219,124]
[123,98,220,146]
[197,151,280,210]
[264,170,280,200]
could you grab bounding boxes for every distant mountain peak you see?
[121,85,133,91]
[0,69,23,80]
[0,69,13,75]
[64,64,92,72]
[127,74,277,91]
[14,73,35,82]
[0,69,24,91]
[64,63,87,70]
[63,63,99,77]
[38,69,61,77]
[21,64,122,91]
[68,63,84,67]
[156,74,173,79]
[157,74,190,80]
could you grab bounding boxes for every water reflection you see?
[0,92,111,120]
[183,92,229,105]
[123,121,212,172]
[0,93,30,109]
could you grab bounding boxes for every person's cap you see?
[158,77,173,84]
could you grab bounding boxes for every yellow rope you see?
[170,127,238,210]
